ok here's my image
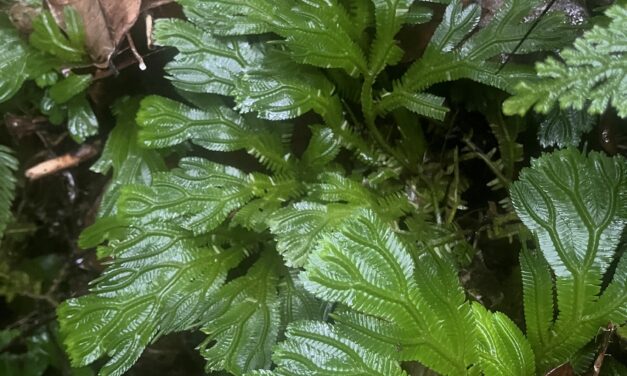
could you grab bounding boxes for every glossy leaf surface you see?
[537,108,595,148]
[200,252,281,374]
[67,95,98,142]
[29,8,87,62]
[511,149,627,371]
[0,16,30,103]
[0,146,18,240]
[118,158,254,235]
[503,4,627,117]
[59,228,244,376]
[154,19,264,96]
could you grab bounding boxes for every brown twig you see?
[593,323,616,376]
[126,32,147,71]
[146,13,154,49]
[18,291,58,307]
[25,143,99,180]
[93,47,165,80]
[4,114,48,138]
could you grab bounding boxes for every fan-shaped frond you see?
[0,146,18,240]
[118,158,254,235]
[137,96,293,173]
[0,16,31,103]
[59,227,245,376]
[153,19,264,96]
[503,4,627,117]
[511,148,627,371]
[200,252,281,374]
[383,0,574,116]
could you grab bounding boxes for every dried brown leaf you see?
[44,0,172,67]
[141,0,174,12]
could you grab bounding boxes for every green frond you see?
[248,173,303,202]
[292,209,542,375]
[304,212,416,320]
[278,270,324,331]
[0,15,31,103]
[48,73,91,104]
[368,0,414,76]
[271,0,367,76]
[231,173,303,232]
[511,148,626,280]
[231,198,282,232]
[383,0,574,118]
[510,148,627,371]
[183,0,368,75]
[233,55,337,121]
[331,309,409,360]
[471,304,535,376]
[310,172,373,204]
[58,227,245,376]
[519,249,554,352]
[0,146,18,240]
[137,95,293,172]
[408,245,477,374]
[379,55,517,115]
[300,125,342,173]
[200,252,281,374]
[537,108,595,148]
[428,1,480,53]
[66,96,98,142]
[91,97,165,217]
[177,0,274,36]
[78,216,129,250]
[378,91,448,120]
[153,19,264,96]
[341,0,374,37]
[303,210,476,374]
[265,320,408,376]
[311,172,411,218]
[269,202,357,267]
[29,7,87,62]
[118,158,254,236]
[375,191,413,219]
[503,3,627,117]
[324,117,399,169]
[461,0,571,61]
[591,250,627,323]
[405,3,434,25]
[267,170,410,268]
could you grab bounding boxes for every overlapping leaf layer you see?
[512,148,627,373]
[504,3,627,118]
[0,146,18,241]
[51,1,625,376]
[0,7,97,142]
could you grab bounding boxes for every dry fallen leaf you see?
[45,0,172,68]
[544,363,575,376]
[141,0,175,11]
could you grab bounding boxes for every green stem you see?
[463,137,510,188]
[361,76,415,172]
[445,148,461,225]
